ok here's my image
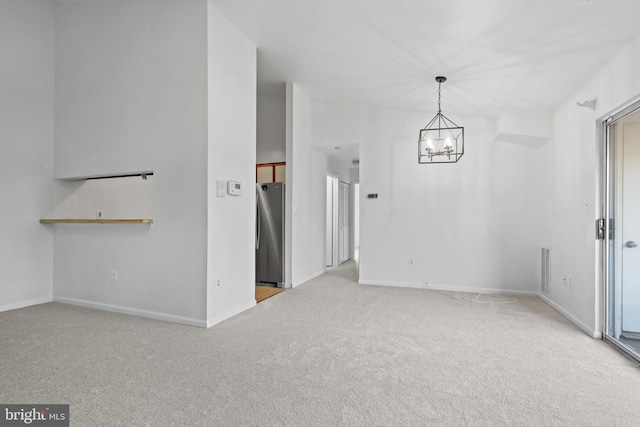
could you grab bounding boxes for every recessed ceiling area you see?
[212,0,640,118]
[257,51,287,84]
[315,143,360,172]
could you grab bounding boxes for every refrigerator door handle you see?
[256,194,261,250]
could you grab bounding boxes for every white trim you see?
[0,296,53,313]
[54,297,207,328]
[358,279,427,289]
[599,92,640,125]
[206,300,256,328]
[292,269,325,288]
[358,279,538,296]
[538,293,602,339]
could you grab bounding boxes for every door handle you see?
[625,241,637,248]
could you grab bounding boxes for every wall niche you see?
[42,172,154,224]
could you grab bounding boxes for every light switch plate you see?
[217,180,226,197]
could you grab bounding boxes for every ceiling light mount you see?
[418,76,464,164]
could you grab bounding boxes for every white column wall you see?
[0,0,54,311]
[290,85,329,286]
[206,1,257,326]
[52,0,209,325]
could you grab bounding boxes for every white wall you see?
[257,82,286,164]
[327,157,352,183]
[285,84,294,287]
[544,34,640,337]
[289,85,329,286]
[52,0,210,325]
[312,100,365,148]
[358,107,546,294]
[206,1,257,326]
[51,176,153,220]
[0,0,54,311]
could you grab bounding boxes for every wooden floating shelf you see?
[40,219,154,224]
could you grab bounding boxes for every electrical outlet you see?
[111,270,118,282]
[96,209,104,219]
[409,258,415,266]
[216,277,221,288]
[563,274,573,288]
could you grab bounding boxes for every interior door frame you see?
[338,180,350,264]
[600,97,640,361]
[326,174,339,267]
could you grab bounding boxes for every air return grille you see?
[541,248,551,295]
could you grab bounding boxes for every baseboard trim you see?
[53,297,207,328]
[358,279,538,297]
[206,300,256,328]
[538,293,602,339]
[0,296,53,313]
[292,269,325,288]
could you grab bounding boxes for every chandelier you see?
[418,76,464,164]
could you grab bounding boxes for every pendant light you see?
[418,76,464,164]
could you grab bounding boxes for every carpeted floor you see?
[1,261,639,426]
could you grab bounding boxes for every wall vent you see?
[541,248,551,295]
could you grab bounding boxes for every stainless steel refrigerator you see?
[256,183,285,287]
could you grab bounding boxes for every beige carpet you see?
[1,261,639,426]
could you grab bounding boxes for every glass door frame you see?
[600,99,640,362]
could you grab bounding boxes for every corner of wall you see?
[0,0,54,310]
[205,0,257,323]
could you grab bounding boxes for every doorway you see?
[602,102,640,361]
[338,180,350,265]
[326,175,339,267]
[326,175,350,267]
[353,183,360,262]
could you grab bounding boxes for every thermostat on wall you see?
[227,181,242,196]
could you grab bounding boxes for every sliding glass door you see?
[604,103,640,361]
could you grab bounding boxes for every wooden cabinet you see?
[274,164,286,183]
[256,162,286,183]
[257,165,273,183]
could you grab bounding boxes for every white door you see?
[353,183,360,258]
[326,175,339,267]
[622,123,640,333]
[338,181,350,264]
[326,176,333,267]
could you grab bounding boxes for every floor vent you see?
[541,248,551,295]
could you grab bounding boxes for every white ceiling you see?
[214,0,640,119]
[315,143,360,170]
